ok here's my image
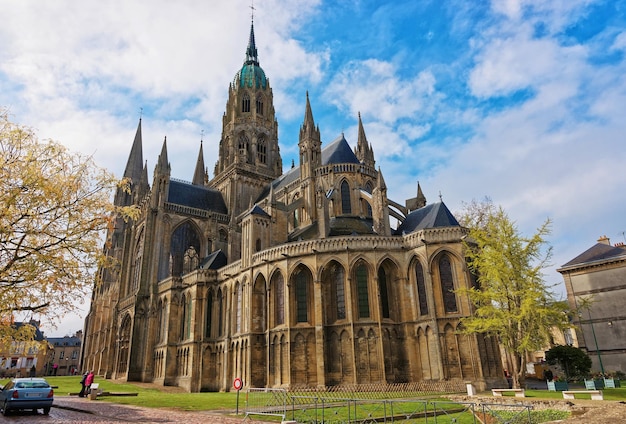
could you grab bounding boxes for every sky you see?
[1,0,625,337]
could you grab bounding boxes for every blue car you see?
[0,377,54,415]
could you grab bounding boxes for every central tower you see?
[210,22,282,219]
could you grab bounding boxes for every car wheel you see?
[43,406,50,415]
[2,401,9,416]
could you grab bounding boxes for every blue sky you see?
[1,0,625,336]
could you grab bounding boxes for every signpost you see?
[233,378,243,415]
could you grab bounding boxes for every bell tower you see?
[210,21,282,219]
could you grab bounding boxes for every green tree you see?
[458,198,570,389]
[545,345,592,380]
[0,109,137,343]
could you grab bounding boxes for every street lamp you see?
[583,309,605,375]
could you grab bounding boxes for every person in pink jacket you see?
[84,371,95,393]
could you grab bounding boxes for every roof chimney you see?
[597,235,610,245]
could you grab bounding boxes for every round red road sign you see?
[233,377,243,390]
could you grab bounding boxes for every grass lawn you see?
[2,376,624,419]
[1,376,241,411]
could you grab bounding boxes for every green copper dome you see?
[235,22,267,89]
[237,63,267,89]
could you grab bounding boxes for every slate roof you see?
[321,134,360,165]
[168,180,228,214]
[394,202,460,235]
[200,249,227,270]
[47,336,81,347]
[247,204,270,218]
[256,134,360,202]
[13,322,45,341]
[559,243,626,269]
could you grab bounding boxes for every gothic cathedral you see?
[82,22,503,392]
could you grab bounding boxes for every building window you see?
[564,328,574,346]
[59,351,64,360]
[158,300,166,342]
[256,95,264,115]
[218,290,224,337]
[257,135,267,164]
[274,273,284,326]
[238,134,249,159]
[439,254,458,313]
[356,263,370,318]
[242,93,250,112]
[378,267,390,319]
[205,291,213,338]
[294,269,308,323]
[132,232,143,293]
[180,294,192,340]
[341,180,351,214]
[415,261,429,315]
[169,222,201,277]
[330,263,346,320]
[236,284,242,334]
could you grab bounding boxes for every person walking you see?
[78,371,89,397]
[84,371,95,397]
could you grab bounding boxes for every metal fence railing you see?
[283,396,533,423]
[243,387,536,423]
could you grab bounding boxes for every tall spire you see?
[156,136,170,175]
[123,118,144,182]
[355,112,375,167]
[245,22,259,66]
[192,140,206,186]
[303,91,315,127]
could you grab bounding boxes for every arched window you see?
[378,267,390,319]
[355,262,370,318]
[169,222,201,277]
[242,93,250,112]
[217,289,224,337]
[236,284,242,333]
[181,294,192,340]
[294,268,309,323]
[333,264,346,320]
[341,180,351,214]
[415,261,429,315]
[205,291,213,338]
[439,254,458,313]
[273,273,285,326]
[257,135,267,164]
[238,134,249,157]
[131,232,143,294]
[157,299,165,342]
[256,95,264,115]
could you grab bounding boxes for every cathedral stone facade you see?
[82,23,503,392]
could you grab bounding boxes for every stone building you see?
[82,22,503,392]
[46,331,82,376]
[558,236,626,374]
[0,320,50,378]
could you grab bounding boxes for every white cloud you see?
[469,29,587,98]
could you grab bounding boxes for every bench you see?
[562,390,603,400]
[492,388,525,398]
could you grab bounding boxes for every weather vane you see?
[250,0,255,22]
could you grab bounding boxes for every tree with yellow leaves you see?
[458,198,571,389]
[0,109,137,342]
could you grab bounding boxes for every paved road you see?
[0,396,264,423]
